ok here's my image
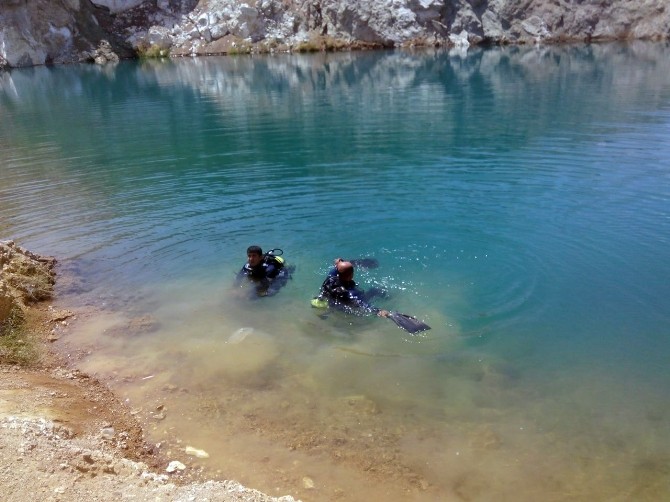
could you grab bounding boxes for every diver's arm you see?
[234,266,248,286]
[264,262,278,279]
[316,276,332,299]
[262,270,286,296]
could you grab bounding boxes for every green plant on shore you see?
[135,41,170,59]
[4,265,54,302]
[228,41,253,55]
[294,40,322,53]
[294,36,353,53]
[323,37,352,52]
[0,306,39,366]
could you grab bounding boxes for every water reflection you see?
[3,43,670,162]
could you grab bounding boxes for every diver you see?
[235,245,293,297]
[311,257,432,333]
[311,258,389,317]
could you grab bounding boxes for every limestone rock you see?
[166,460,186,473]
[0,241,56,304]
[87,39,120,64]
[143,0,670,56]
[0,0,132,68]
[184,446,209,458]
[1,0,669,69]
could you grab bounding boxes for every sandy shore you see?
[0,306,298,502]
[0,241,297,501]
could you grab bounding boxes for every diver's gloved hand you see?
[311,297,328,308]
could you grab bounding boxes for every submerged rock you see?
[228,327,254,344]
[184,445,209,458]
[220,327,280,384]
[342,394,380,415]
[104,314,161,339]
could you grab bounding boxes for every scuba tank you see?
[264,248,285,268]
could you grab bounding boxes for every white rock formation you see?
[1,0,669,69]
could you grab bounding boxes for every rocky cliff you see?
[1,0,668,69]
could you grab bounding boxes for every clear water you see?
[2,43,670,501]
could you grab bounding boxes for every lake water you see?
[2,42,670,501]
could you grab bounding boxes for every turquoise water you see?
[2,43,670,500]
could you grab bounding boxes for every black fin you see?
[387,312,431,334]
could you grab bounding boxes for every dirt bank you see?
[0,241,297,501]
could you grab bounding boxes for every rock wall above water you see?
[0,0,138,68]
[1,0,669,69]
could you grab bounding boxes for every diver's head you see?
[246,245,263,267]
[336,260,354,281]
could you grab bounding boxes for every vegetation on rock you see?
[0,241,56,366]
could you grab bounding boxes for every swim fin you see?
[387,312,431,334]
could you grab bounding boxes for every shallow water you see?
[2,42,670,500]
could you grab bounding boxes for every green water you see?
[1,42,670,501]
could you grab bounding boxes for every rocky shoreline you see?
[0,240,298,501]
[1,0,669,70]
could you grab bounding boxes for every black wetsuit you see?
[235,256,290,297]
[317,272,381,315]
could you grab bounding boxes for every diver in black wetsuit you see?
[312,259,389,317]
[235,245,292,297]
